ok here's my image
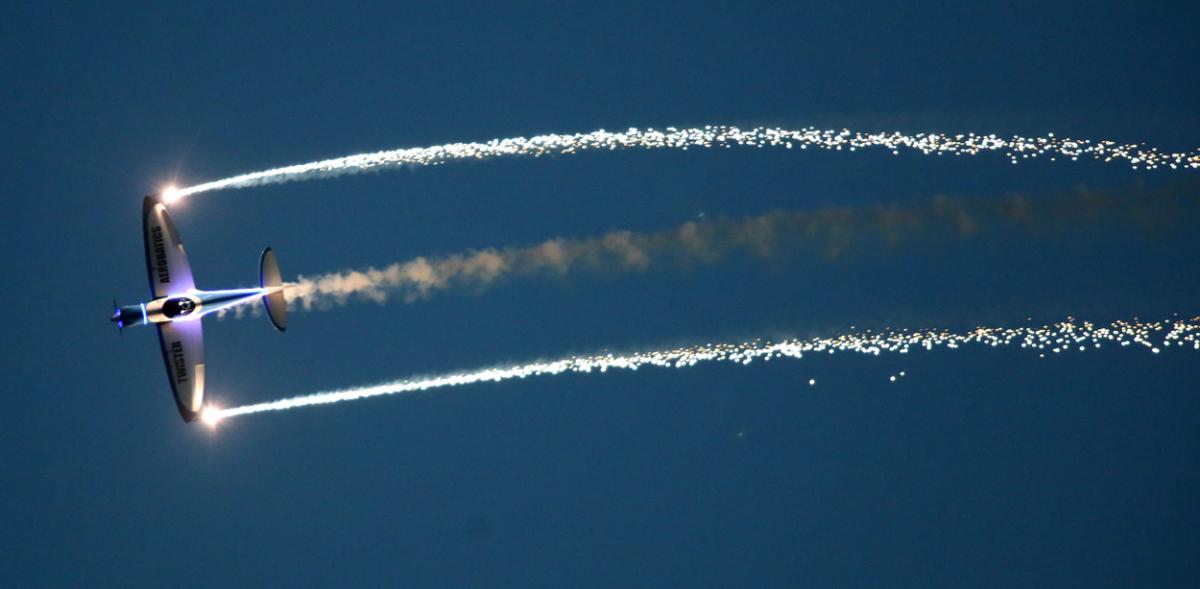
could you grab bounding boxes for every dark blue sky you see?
[3,2,1199,586]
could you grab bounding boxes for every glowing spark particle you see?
[200,406,223,427]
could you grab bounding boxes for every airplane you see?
[111,195,288,422]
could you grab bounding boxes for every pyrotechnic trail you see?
[170,126,1200,200]
[213,182,1197,317]
[202,317,1200,424]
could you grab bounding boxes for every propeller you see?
[111,298,124,336]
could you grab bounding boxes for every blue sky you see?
[2,2,1199,586]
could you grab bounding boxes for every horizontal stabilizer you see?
[260,248,287,332]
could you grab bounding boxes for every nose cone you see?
[111,304,142,328]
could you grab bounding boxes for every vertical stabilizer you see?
[260,248,287,332]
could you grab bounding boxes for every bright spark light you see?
[203,316,1200,422]
[161,185,181,204]
[200,405,223,427]
[170,126,1200,200]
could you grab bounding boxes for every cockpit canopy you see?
[162,297,197,318]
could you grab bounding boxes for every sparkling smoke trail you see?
[171,126,1200,200]
[203,317,1200,423]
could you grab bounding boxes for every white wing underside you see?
[143,197,204,421]
[157,311,205,421]
[143,199,196,299]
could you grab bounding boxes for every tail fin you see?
[259,247,287,332]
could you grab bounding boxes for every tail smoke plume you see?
[272,182,1199,313]
[172,126,1200,200]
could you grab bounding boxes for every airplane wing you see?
[157,320,205,422]
[143,196,196,299]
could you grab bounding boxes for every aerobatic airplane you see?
[111,195,288,422]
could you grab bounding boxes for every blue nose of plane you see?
[110,308,130,330]
[111,304,146,329]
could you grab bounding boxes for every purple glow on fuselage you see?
[192,288,267,319]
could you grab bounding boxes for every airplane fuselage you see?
[111,288,271,329]
[117,195,288,422]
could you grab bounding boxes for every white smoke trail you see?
[264,184,1198,313]
[202,316,1200,424]
[171,126,1200,200]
